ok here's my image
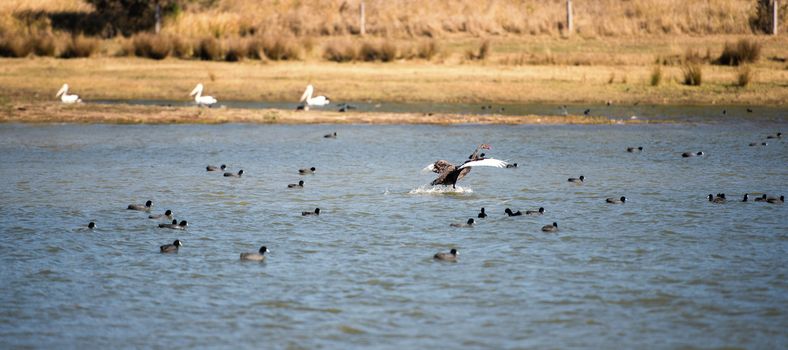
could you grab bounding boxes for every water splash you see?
[408,185,473,194]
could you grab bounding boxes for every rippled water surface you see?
[0,121,786,349]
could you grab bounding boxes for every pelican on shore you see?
[424,144,511,188]
[190,83,217,107]
[298,84,330,110]
[55,84,82,104]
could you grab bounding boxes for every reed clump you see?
[716,39,761,66]
[195,36,222,61]
[30,32,56,56]
[682,63,702,86]
[223,38,248,62]
[259,34,301,61]
[684,48,711,64]
[132,33,172,60]
[323,39,357,62]
[465,40,490,61]
[650,66,662,86]
[735,65,753,87]
[58,35,98,58]
[416,40,439,60]
[359,40,398,62]
[171,36,193,58]
[0,34,31,57]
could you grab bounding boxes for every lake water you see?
[0,120,786,349]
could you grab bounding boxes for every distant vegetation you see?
[0,0,784,63]
[735,65,753,87]
[650,66,662,86]
[716,39,762,65]
[682,63,703,86]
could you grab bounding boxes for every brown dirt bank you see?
[0,102,659,125]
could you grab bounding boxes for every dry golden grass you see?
[3,0,785,43]
[0,0,91,14]
[1,1,786,67]
[164,0,778,38]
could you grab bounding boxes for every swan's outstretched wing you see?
[458,158,509,170]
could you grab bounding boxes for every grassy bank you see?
[1,101,653,125]
[1,36,787,107]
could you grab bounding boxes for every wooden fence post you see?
[774,0,779,35]
[566,0,573,34]
[360,1,366,36]
[155,1,161,34]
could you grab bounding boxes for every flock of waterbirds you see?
[429,131,783,260]
[57,82,339,112]
[59,79,783,262]
[83,132,337,261]
[80,128,784,262]
[57,82,776,123]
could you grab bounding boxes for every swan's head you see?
[421,163,436,173]
[56,84,69,98]
[190,83,204,96]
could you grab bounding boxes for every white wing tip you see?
[458,158,509,170]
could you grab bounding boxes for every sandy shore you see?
[0,102,658,125]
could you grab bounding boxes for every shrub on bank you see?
[323,39,357,62]
[224,38,248,62]
[717,39,760,66]
[171,36,193,59]
[58,35,98,58]
[465,40,490,60]
[30,33,56,56]
[260,35,301,61]
[682,63,702,86]
[650,66,662,86]
[417,40,439,60]
[359,40,397,62]
[195,36,222,60]
[0,34,31,57]
[736,65,753,87]
[132,33,172,60]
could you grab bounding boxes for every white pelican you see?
[298,84,330,110]
[424,144,511,188]
[55,84,82,104]
[190,83,218,107]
